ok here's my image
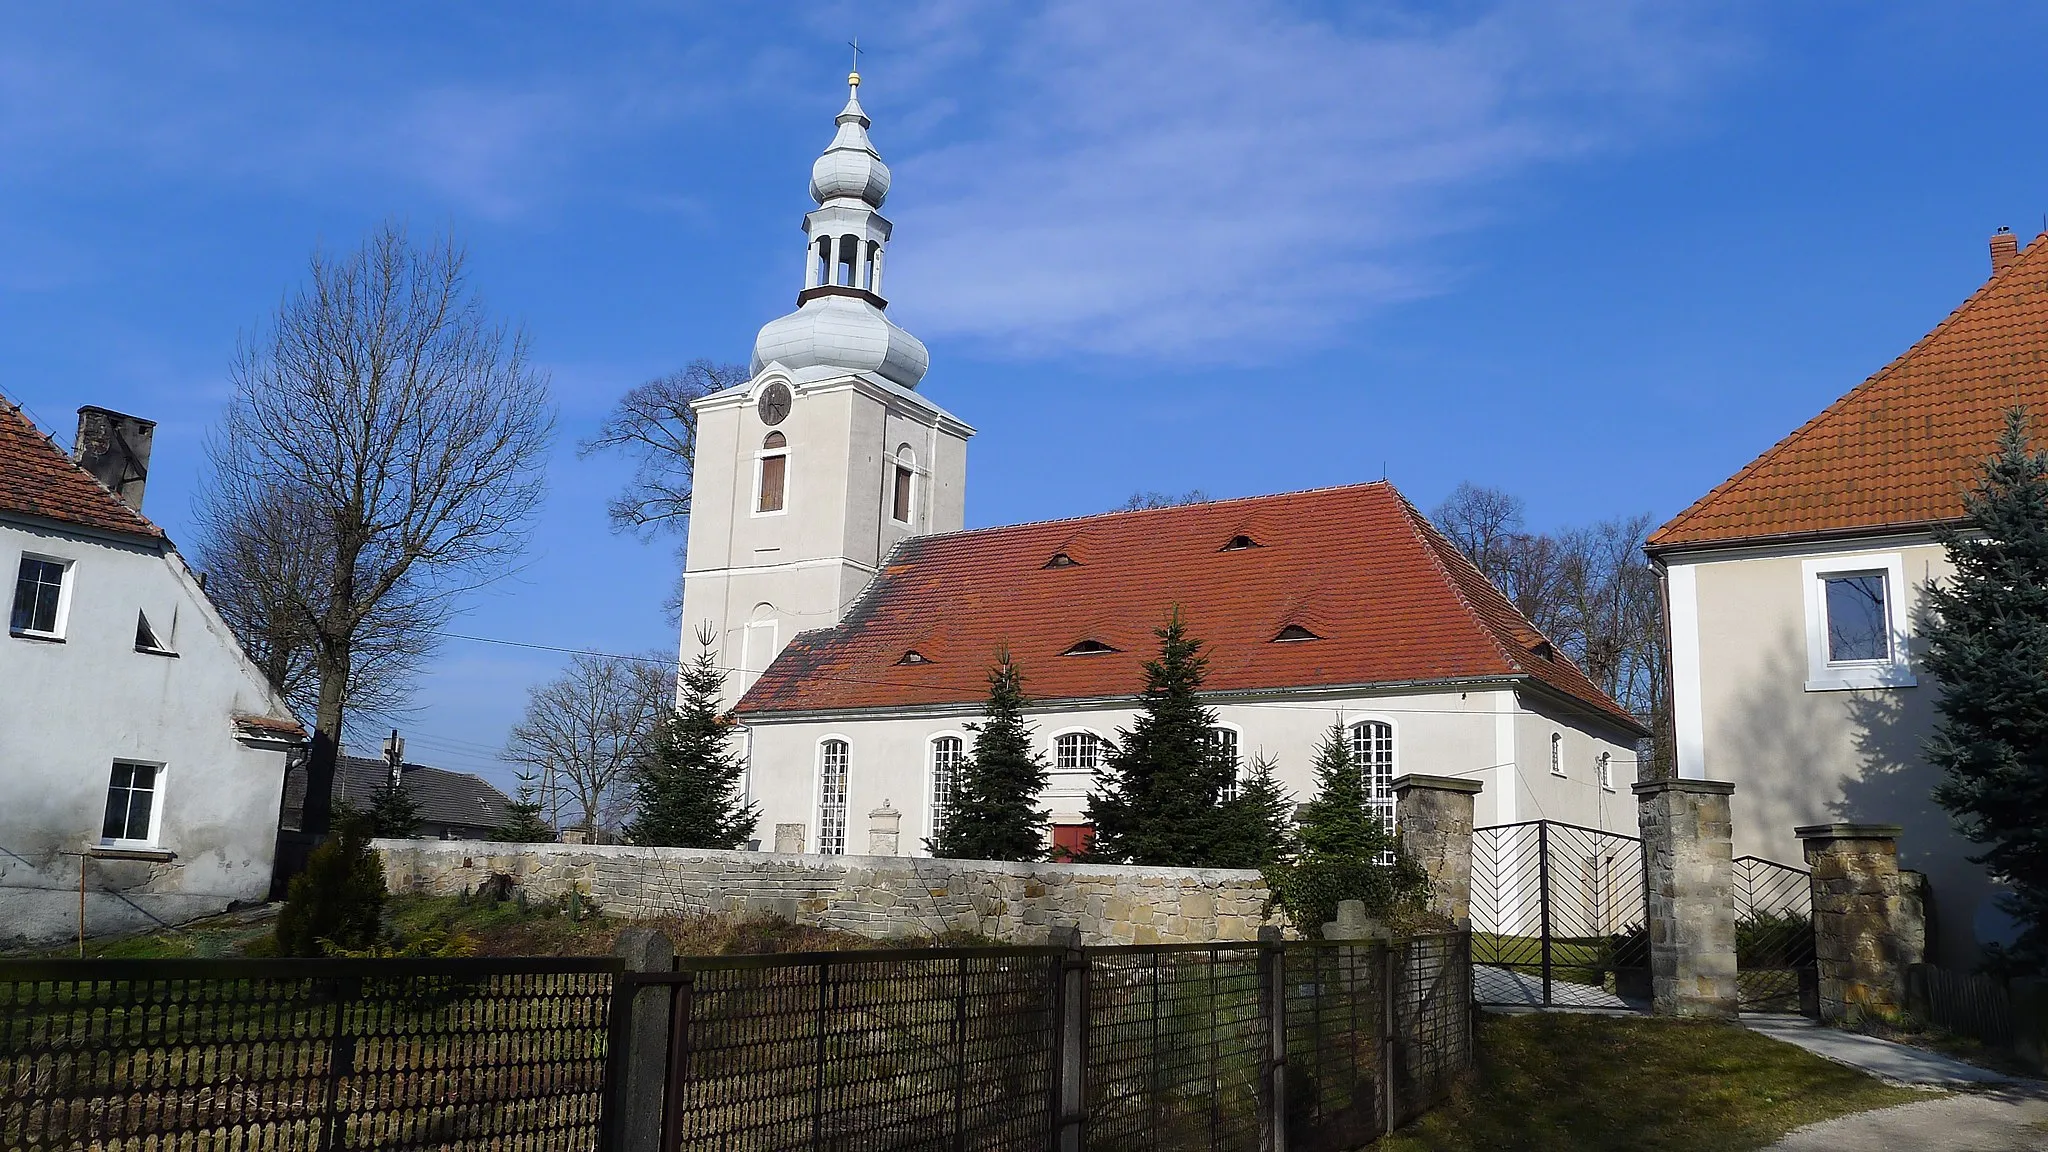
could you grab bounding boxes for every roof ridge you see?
[1387,489,1526,677]
[909,480,1397,545]
[1650,233,2048,549]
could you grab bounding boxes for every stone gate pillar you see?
[1634,779,1739,1018]
[1392,774,1483,927]
[1797,824,1925,1023]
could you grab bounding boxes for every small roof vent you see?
[897,649,931,665]
[1528,640,1555,661]
[1061,639,1117,656]
[1044,552,1080,569]
[1221,534,1260,551]
[1273,624,1320,642]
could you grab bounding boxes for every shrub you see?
[274,806,387,956]
[1262,725,1425,935]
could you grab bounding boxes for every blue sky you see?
[6,2,2047,790]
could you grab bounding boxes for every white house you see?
[677,74,1646,859]
[0,398,301,945]
[1649,227,2048,966]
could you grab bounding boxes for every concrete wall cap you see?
[1795,823,1904,841]
[1390,773,1484,795]
[1632,778,1736,797]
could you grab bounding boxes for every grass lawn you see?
[1382,1012,1924,1152]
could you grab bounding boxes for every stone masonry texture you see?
[1798,824,1925,1023]
[375,840,1285,946]
[1393,774,1482,927]
[1635,779,1739,1019]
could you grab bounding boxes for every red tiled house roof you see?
[738,482,1644,732]
[0,396,162,540]
[1650,232,2048,552]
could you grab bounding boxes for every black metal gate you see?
[1735,855,1818,1016]
[1470,821,1650,1010]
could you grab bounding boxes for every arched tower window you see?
[757,432,788,514]
[1349,721,1396,836]
[1550,732,1564,777]
[818,739,850,855]
[891,445,916,524]
[837,235,859,286]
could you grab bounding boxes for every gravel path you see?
[1763,1087,2048,1151]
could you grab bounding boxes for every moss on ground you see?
[1382,1012,1923,1152]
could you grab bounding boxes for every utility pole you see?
[383,729,405,791]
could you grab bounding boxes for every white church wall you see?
[0,519,296,945]
[742,683,1636,858]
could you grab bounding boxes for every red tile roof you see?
[738,482,1643,732]
[0,395,162,541]
[1651,232,2048,551]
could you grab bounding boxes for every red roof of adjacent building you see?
[0,396,162,541]
[738,482,1644,732]
[1650,231,2048,552]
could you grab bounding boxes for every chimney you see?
[72,406,155,512]
[1991,227,2020,277]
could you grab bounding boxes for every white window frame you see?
[1801,553,1916,691]
[753,436,791,518]
[1051,728,1109,773]
[1348,717,1398,838]
[816,736,851,855]
[1209,723,1243,802]
[1549,731,1565,778]
[1597,751,1615,792]
[890,447,919,526]
[928,732,966,844]
[101,760,165,847]
[10,552,74,640]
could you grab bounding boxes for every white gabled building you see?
[0,398,302,945]
[675,74,1648,861]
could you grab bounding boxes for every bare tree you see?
[579,360,750,538]
[1117,489,1211,511]
[504,653,673,838]
[195,223,555,834]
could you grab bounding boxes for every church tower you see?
[679,70,973,706]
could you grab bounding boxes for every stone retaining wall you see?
[374,839,1281,946]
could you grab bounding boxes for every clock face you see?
[757,382,792,426]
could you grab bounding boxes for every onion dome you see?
[808,74,891,208]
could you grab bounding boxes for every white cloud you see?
[877,0,1743,359]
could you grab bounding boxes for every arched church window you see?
[1349,721,1396,838]
[818,739,850,855]
[837,235,859,286]
[891,446,916,524]
[1055,732,1105,771]
[758,432,788,514]
[930,736,963,841]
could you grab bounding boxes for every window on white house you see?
[102,762,159,843]
[1801,554,1915,691]
[1349,721,1396,838]
[1550,732,1565,777]
[1597,751,1615,792]
[10,556,67,636]
[931,736,963,839]
[135,611,173,654]
[1056,732,1105,771]
[758,432,788,513]
[891,448,915,524]
[1823,573,1889,663]
[1210,727,1241,802]
[818,739,849,855]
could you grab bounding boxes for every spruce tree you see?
[491,773,557,843]
[275,805,386,956]
[1212,753,1294,869]
[928,653,1050,861]
[1263,725,1421,935]
[1086,609,1238,866]
[1925,408,2048,968]
[367,777,423,838]
[626,648,759,849]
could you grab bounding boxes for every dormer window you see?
[1529,640,1555,661]
[1062,639,1116,656]
[1045,552,1079,569]
[897,649,930,665]
[1273,624,1320,642]
[1221,535,1260,551]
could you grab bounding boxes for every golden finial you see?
[849,71,861,89]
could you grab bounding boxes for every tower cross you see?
[848,37,863,77]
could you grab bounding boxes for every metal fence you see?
[1734,855,1817,1015]
[620,933,1473,1151]
[0,955,620,1152]
[1471,820,1650,1009]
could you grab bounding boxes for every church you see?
[677,73,1645,858]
